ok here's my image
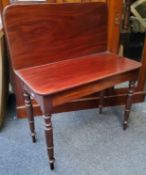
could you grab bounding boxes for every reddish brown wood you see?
[23,92,36,143]
[5,0,138,119]
[107,0,123,53]
[0,0,9,13]
[4,3,107,70]
[123,80,136,130]
[6,0,146,120]
[14,53,141,96]
[123,0,131,31]
[3,3,142,169]
[50,70,139,107]
[16,91,145,118]
[43,114,55,170]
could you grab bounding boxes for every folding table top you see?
[16,52,141,95]
[3,3,107,70]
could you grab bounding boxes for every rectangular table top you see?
[16,52,141,96]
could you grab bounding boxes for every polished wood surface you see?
[123,0,131,31]
[1,0,127,118]
[17,90,145,117]
[3,2,142,169]
[123,80,136,130]
[107,0,123,53]
[0,0,9,12]
[16,52,141,95]
[4,3,107,70]
[24,92,36,142]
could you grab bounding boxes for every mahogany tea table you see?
[3,2,141,170]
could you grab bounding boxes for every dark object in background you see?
[121,32,145,61]
[0,36,9,129]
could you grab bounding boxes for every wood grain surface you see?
[16,52,141,95]
[3,2,142,168]
[2,0,130,119]
[4,2,107,69]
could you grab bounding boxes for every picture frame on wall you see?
[131,0,146,31]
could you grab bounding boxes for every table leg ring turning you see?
[43,114,55,170]
[123,80,136,130]
[24,92,36,143]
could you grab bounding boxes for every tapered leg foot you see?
[32,133,36,143]
[50,162,54,170]
[43,114,55,170]
[99,107,102,114]
[99,90,105,114]
[24,92,36,143]
[123,121,128,130]
[123,80,136,130]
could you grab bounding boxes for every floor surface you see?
[0,95,146,175]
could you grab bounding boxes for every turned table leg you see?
[24,92,36,143]
[123,80,136,130]
[99,90,105,114]
[43,114,55,170]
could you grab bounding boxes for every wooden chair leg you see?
[99,90,105,114]
[123,80,136,130]
[43,114,55,170]
[24,92,36,143]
